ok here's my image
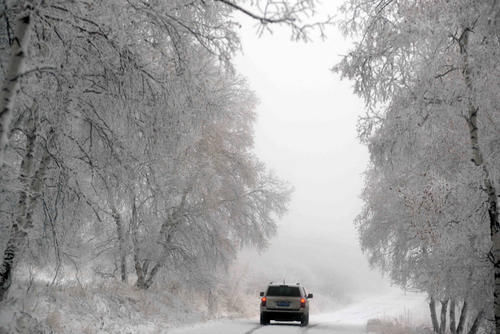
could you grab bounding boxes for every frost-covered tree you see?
[0,0,318,303]
[357,105,491,332]
[336,0,500,331]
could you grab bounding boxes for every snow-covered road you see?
[168,317,364,334]
[168,291,428,334]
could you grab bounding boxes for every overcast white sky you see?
[232,3,410,305]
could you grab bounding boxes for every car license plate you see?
[277,301,290,307]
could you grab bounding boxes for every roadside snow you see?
[169,319,258,334]
[0,278,427,333]
[0,280,207,334]
[315,290,428,326]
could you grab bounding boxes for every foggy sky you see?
[233,5,399,303]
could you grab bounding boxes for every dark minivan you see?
[259,283,313,326]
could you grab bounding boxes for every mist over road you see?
[169,316,364,334]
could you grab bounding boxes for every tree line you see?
[0,0,330,305]
[336,0,500,333]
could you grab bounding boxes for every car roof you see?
[267,282,302,287]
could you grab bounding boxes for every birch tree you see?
[336,0,500,331]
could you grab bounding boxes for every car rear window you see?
[266,286,301,297]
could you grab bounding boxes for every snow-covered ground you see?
[169,290,428,334]
[0,276,428,333]
[315,290,428,326]
[0,279,209,334]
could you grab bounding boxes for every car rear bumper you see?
[261,310,305,321]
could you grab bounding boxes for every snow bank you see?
[0,279,211,334]
[315,290,429,326]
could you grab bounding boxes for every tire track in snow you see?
[298,323,319,333]
[244,323,317,334]
[302,323,319,331]
[244,325,263,334]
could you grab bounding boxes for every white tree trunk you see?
[430,296,440,333]
[460,28,500,333]
[439,299,449,334]
[102,177,128,283]
[0,6,32,165]
[457,301,468,334]
[25,128,54,229]
[107,196,127,283]
[0,107,37,301]
[450,299,457,334]
[130,196,146,288]
[113,209,127,283]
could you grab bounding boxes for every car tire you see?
[300,313,309,327]
[260,313,269,325]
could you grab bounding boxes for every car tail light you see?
[300,298,306,308]
[261,297,267,306]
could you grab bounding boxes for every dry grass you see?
[46,311,63,333]
[81,325,94,334]
[3,275,255,333]
[366,318,418,334]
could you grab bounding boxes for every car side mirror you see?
[307,293,313,299]
[260,291,264,297]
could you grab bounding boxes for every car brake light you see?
[300,298,306,308]
[261,297,267,306]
